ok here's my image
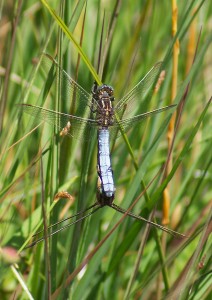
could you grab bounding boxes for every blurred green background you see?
[0,1,211,299]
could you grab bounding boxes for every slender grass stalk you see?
[0,0,23,132]
[11,264,34,300]
[158,1,179,297]
[41,0,102,85]
[162,0,179,227]
[40,156,51,299]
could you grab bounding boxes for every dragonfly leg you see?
[111,203,185,238]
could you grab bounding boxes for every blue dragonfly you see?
[21,54,184,247]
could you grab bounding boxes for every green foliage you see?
[0,0,211,299]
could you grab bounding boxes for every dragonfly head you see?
[96,84,115,101]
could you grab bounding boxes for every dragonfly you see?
[21,53,184,247]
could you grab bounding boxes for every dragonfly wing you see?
[110,104,176,139]
[20,104,98,141]
[40,53,100,116]
[114,62,163,119]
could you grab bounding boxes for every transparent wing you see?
[109,104,176,139]
[20,53,101,140]
[21,56,167,141]
[39,53,100,117]
[114,62,163,119]
[20,104,98,141]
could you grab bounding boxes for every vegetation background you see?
[0,0,211,299]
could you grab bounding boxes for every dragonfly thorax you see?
[93,84,115,127]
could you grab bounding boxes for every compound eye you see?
[97,85,105,93]
[107,86,114,95]
[104,86,110,94]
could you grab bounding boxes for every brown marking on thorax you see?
[93,85,115,128]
